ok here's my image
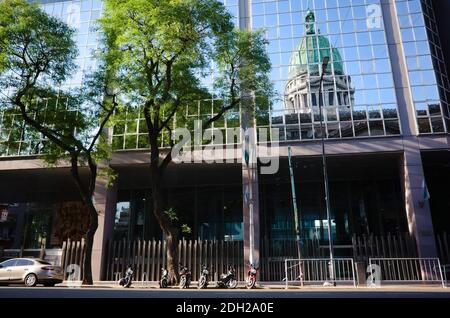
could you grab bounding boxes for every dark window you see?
[328,91,334,106]
[0,259,17,267]
[344,92,349,105]
[15,259,34,266]
[302,94,308,108]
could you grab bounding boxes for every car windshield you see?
[36,260,51,265]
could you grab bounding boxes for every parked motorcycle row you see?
[120,263,258,289]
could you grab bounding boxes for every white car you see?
[0,258,63,287]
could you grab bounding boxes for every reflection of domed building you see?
[285,11,355,115]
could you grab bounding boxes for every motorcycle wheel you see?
[124,279,132,288]
[160,278,168,288]
[227,279,238,289]
[180,276,187,289]
[246,276,256,289]
[198,276,207,289]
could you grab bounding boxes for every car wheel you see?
[24,274,37,287]
[43,283,56,287]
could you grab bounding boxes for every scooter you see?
[159,268,168,288]
[179,264,191,289]
[119,265,133,288]
[198,265,209,289]
[246,263,258,289]
[216,266,237,289]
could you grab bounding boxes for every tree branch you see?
[158,99,180,134]
[86,151,97,197]
[159,125,175,172]
[88,94,118,152]
[14,95,75,153]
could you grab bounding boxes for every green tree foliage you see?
[99,0,272,283]
[0,0,118,285]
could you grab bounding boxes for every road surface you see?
[0,286,449,298]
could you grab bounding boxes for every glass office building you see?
[0,0,449,280]
[396,0,450,134]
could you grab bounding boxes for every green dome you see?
[288,11,344,78]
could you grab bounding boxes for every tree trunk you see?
[82,203,98,285]
[151,168,180,285]
[70,155,98,285]
[166,232,179,285]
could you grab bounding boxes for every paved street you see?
[0,286,449,298]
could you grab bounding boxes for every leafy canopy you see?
[0,0,116,166]
[99,0,273,139]
[0,0,77,92]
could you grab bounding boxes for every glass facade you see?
[0,201,91,250]
[260,156,407,247]
[111,102,243,151]
[111,0,406,149]
[254,0,401,141]
[1,0,449,156]
[0,0,102,157]
[0,0,449,248]
[396,0,449,134]
[114,185,243,241]
[0,97,75,157]
[40,0,103,88]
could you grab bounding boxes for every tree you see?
[99,0,272,283]
[0,0,118,284]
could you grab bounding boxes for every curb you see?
[55,282,448,290]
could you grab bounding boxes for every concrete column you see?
[242,120,260,267]
[400,138,437,258]
[381,0,416,136]
[239,0,260,267]
[91,176,117,281]
[382,0,438,257]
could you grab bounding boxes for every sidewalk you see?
[56,281,449,291]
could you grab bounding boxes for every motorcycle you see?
[119,265,133,288]
[198,265,209,289]
[216,266,237,289]
[246,263,258,289]
[179,264,191,289]
[159,268,168,288]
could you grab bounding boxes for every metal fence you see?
[441,265,450,287]
[284,258,356,288]
[106,238,245,282]
[352,233,418,262]
[61,239,85,280]
[369,258,445,287]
